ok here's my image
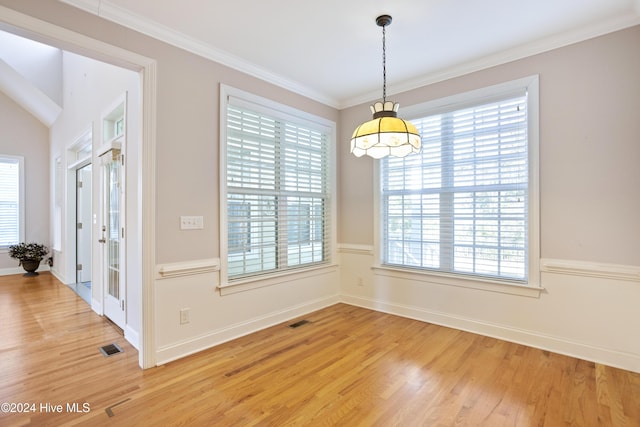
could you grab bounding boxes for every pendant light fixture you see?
[351,15,421,159]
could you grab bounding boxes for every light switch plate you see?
[180,216,204,230]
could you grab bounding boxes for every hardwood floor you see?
[1,272,639,426]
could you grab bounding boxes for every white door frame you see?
[65,126,92,287]
[76,162,92,284]
[99,145,126,329]
[0,6,157,369]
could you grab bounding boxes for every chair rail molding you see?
[540,258,640,283]
[157,258,221,279]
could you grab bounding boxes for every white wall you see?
[0,91,49,272]
[49,50,141,346]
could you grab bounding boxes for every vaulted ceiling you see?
[0,30,62,127]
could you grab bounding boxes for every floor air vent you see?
[100,343,123,357]
[289,319,310,328]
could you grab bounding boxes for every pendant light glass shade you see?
[350,15,421,159]
[351,101,421,159]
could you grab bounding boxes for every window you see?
[221,86,335,284]
[228,201,251,254]
[0,156,24,248]
[379,77,539,285]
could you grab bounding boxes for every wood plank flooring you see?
[1,272,639,426]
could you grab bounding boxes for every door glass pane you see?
[107,159,120,299]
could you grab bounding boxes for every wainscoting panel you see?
[154,258,339,365]
[339,247,640,373]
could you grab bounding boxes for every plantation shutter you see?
[0,157,21,247]
[226,99,330,280]
[381,93,529,282]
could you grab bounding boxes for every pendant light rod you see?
[376,15,392,103]
[350,14,421,159]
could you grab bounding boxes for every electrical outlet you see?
[180,308,190,324]
[180,216,204,230]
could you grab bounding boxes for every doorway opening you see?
[66,129,93,305]
[73,162,92,304]
[0,5,157,368]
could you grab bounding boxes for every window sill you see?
[218,263,339,295]
[372,265,544,298]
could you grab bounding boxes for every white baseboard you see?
[125,325,140,350]
[91,298,102,316]
[156,294,340,365]
[49,268,68,284]
[0,265,51,277]
[340,293,640,374]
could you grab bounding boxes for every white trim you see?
[340,294,640,374]
[0,6,148,73]
[156,295,340,365]
[140,59,157,369]
[91,296,103,317]
[218,264,339,296]
[372,265,544,298]
[0,155,25,246]
[400,75,539,118]
[541,258,640,283]
[223,85,335,131]
[219,85,230,288]
[59,0,640,109]
[125,324,140,350]
[157,258,220,279]
[64,128,93,286]
[58,0,336,108]
[0,264,50,276]
[374,75,541,290]
[0,5,158,369]
[344,15,640,108]
[219,84,337,291]
[49,263,65,284]
[526,76,541,289]
[337,244,374,256]
[66,156,91,171]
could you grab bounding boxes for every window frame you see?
[0,155,25,250]
[219,84,337,292]
[373,76,541,297]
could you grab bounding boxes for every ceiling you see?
[25,1,640,108]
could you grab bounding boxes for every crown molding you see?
[59,0,640,110]
[342,13,640,108]
[58,0,340,108]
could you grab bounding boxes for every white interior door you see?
[76,164,92,284]
[100,148,125,329]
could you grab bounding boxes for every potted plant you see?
[8,242,49,277]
